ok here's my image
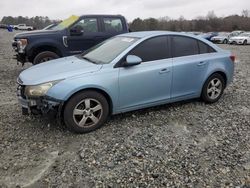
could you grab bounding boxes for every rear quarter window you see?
[198,41,216,54]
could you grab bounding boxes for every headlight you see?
[17,39,28,53]
[25,80,61,97]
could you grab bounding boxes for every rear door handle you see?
[197,61,207,66]
[159,68,170,74]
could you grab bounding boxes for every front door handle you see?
[197,61,207,66]
[159,68,170,74]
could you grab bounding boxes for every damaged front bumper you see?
[17,85,63,117]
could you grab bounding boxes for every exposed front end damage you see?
[17,84,63,117]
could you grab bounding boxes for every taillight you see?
[230,55,236,63]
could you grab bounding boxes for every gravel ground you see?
[0,29,249,188]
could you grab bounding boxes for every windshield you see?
[239,33,250,37]
[81,36,139,64]
[52,15,79,30]
[218,32,229,36]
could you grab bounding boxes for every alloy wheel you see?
[73,98,103,127]
[207,78,222,100]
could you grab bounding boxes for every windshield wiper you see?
[81,56,97,64]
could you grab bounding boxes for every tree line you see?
[0,16,58,29]
[129,10,250,32]
[1,10,250,31]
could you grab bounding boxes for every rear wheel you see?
[63,91,109,133]
[223,39,228,44]
[201,73,225,103]
[33,51,59,65]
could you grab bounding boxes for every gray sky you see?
[0,0,249,21]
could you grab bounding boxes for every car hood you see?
[18,56,102,85]
[14,29,60,39]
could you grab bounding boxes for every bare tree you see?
[242,9,249,17]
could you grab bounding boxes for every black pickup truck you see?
[12,15,129,65]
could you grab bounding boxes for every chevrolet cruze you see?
[17,31,235,133]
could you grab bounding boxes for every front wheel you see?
[201,73,225,103]
[243,40,247,45]
[223,39,228,44]
[33,51,59,65]
[63,91,109,133]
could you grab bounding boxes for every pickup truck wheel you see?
[63,91,109,133]
[33,51,59,64]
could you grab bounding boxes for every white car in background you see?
[211,32,231,44]
[229,32,250,45]
[13,24,33,31]
[211,31,243,44]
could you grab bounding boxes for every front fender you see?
[46,69,119,113]
[26,38,66,57]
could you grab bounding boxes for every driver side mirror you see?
[124,55,142,67]
[70,25,84,36]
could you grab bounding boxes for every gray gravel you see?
[0,29,250,187]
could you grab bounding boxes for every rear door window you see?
[172,36,199,57]
[103,18,123,32]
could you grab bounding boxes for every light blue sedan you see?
[17,31,235,133]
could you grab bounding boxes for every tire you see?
[14,27,18,30]
[33,51,59,65]
[243,40,247,45]
[28,28,31,31]
[63,90,109,133]
[223,39,228,44]
[201,73,225,103]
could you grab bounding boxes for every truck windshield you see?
[81,36,139,64]
[52,15,79,30]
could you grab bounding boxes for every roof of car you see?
[119,31,207,39]
[119,31,224,52]
[119,31,174,38]
[79,14,125,18]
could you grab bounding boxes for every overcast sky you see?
[0,0,249,21]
